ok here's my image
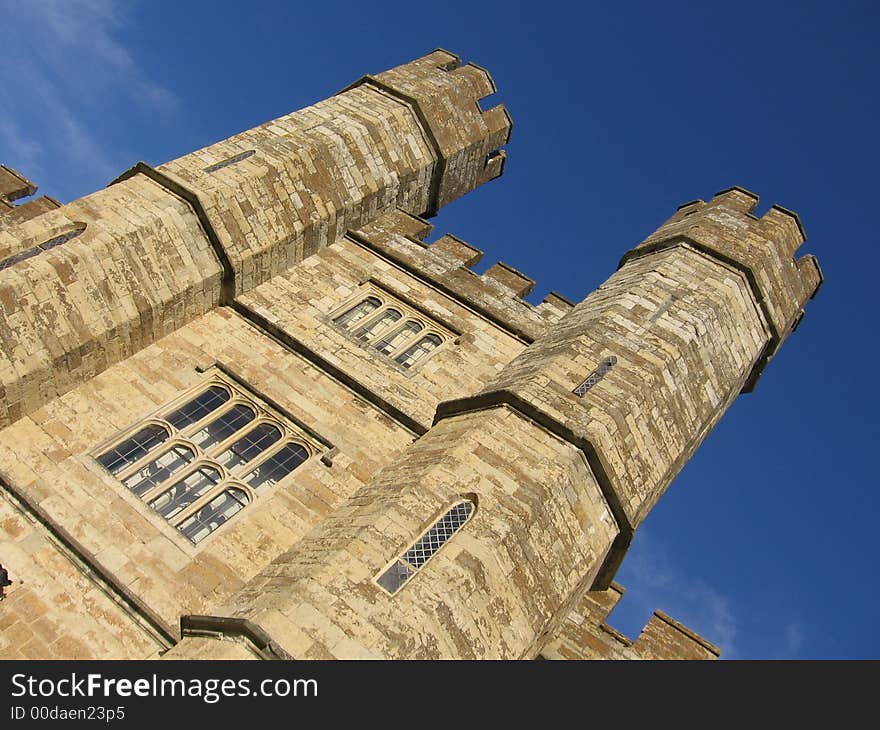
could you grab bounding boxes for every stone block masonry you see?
[0,50,820,660]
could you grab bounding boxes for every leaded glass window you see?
[376,499,475,595]
[353,308,401,341]
[245,442,309,492]
[166,386,230,429]
[150,466,221,520]
[573,356,617,397]
[123,445,195,497]
[177,488,250,544]
[191,404,255,450]
[97,424,169,475]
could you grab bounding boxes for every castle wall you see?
[166,406,618,660]
[0,218,530,657]
[0,51,821,661]
[0,492,164,659]
[0,51,510,431]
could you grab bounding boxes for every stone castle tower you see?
[0,50,821,660]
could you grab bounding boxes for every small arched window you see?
[97,424,169,475]
[191,404,255,450]
[123,444,195,497]
[375,320,423,355]
[245,442,309,491]
[376,499,476,595]
[333,296,381,329]
[166,386,230,429]
[216,423,282,471]
[353,308,401,341]
[395,334,442,369]
[177,487,250,544]
[149,465,222,520]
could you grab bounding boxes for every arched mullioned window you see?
[376,499,476,595]
[245,442,309,492]
[375,320,423,355]
[97,424,169,474]
[177,488,250,544]
[95,375,316,545]
[353,308,401,341]
[166,386,230,429]
[330,288,452,369]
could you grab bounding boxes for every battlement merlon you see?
[621,187,824,390]
[538,585,721,660]
[351,48,513,214]
[0,165,37,204]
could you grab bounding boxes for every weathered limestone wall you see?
[0,220,535,657]
[0,492,165,659]
[0,176,221,427]
[166,406,618,660]
[0,50,511,430]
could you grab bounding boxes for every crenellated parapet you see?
[622,187,823,390]
[539,583,720,660]
[350,208,573,344]
[0,165,60,233]
[365,49,512,212]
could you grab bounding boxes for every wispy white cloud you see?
[613,529,739,657]
[0,0,177,200]
[772,621,805,660]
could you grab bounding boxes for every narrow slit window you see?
[394,334,442,369]
[0,223,86,271]
[333,297,381,329]
[97,424,169,474]
[375,320,423,355]
[376,499,475,595]
[573,356,617,397]
[203,150,255,173]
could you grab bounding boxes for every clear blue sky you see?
[1,1,876,659]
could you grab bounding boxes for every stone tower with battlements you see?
[0,50,820,660]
